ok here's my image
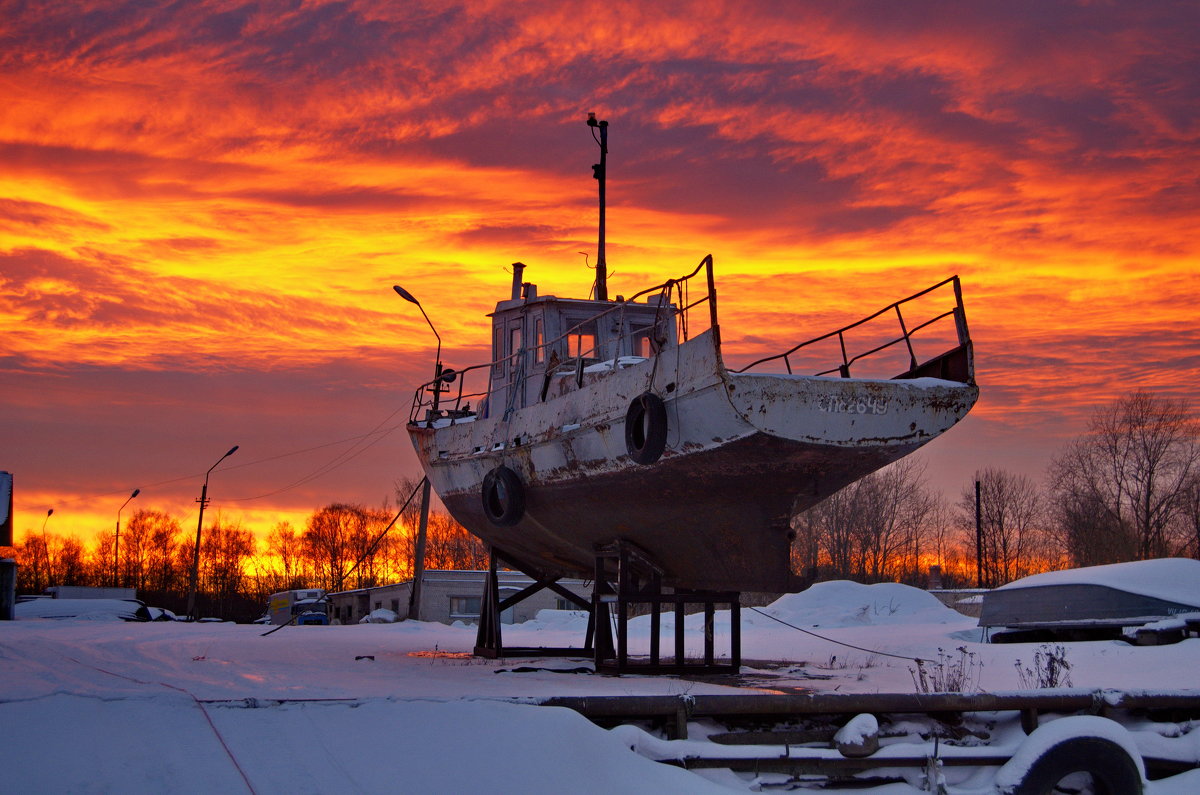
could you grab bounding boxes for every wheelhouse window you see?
[630,324,659,358]
[566,319,598,359]
[509,325,522,369]
[492,326,505,376]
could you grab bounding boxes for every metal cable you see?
[747,606,930,664]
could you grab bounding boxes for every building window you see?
[374,601,382,610]
[534,317,545,363]
[449,596,481,620]
[390,599,399,613]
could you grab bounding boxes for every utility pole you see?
[409,478,432,621]
[186,446,238,620]
[40,508,53,587]
[975,479,984,589]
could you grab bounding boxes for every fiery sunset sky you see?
[3,0,1197,546]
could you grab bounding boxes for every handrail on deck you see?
[407,255,718,425]
[730,275,970,379]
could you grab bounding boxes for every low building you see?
[328,569,590,626]
[45,585,138,600]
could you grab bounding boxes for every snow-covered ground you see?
[3,580,1199,793]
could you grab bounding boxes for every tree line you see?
[792,390,1200,588]
[4,478,486,621]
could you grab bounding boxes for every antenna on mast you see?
[587,112,609,301]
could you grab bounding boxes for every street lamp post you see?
[40,509,53,587]
[185,446,238,620]
[392,284,443,621]
[392,285,443,403]
[114,489,140,589]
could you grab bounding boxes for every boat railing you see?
[408,255,719,424]
[730,275,971,380]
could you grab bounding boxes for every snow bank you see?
[758,580,964,628]
[359,608,399,624]
[994,558,1200,608]
[522,609,591,630]
[1,696,734,795]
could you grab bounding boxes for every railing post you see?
[952,276,971,345]
[704,255,718,340]
[894,304,918,371]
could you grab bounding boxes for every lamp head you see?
[224,445,239,458]
[393,285,420,305]
[131,489,140,499]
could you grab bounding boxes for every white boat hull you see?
[408,330,976,591]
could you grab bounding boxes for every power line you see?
[32,412,411,513]
[747,606,929,664]
[224,421,405,502]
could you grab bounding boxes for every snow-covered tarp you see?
[993,558,1200,607]
[15,598,143,621]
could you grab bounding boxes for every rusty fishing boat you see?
[403,118,977,593]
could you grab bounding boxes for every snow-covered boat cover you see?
[994,558,1200,609]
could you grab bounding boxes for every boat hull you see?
[408,330,977,592]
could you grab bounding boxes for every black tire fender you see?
[996,718,1144,795]
[481,465,525,526]
[624,392,668,465]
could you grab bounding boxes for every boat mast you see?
[588,112,609,301]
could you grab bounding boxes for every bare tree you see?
[923,498,975,586]
[15,535,52,593]
[1049,391,1198,564]
[793,482,859,579]
[792,458,935,582]
[55,537,89,586]
[199,517,255,617]
[144,514,184,594]
[958,468,1048,587]
[263,521,307,592]
[1172,474,1200,559]
[424,513,488,571]
[302,504,382,592]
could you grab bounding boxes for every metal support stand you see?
[593,540,740,675]
[472,540,741,676]
[0,558,16,621]
[474,546,595,658]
